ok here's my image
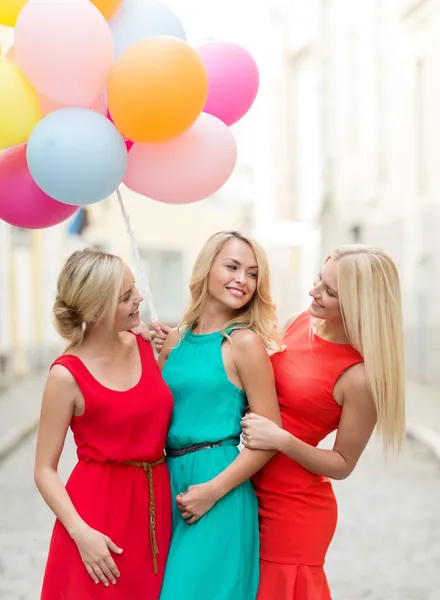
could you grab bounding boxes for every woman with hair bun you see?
[35,248,173,600]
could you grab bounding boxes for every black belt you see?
[166,437,238,458]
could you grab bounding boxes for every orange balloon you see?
[107,36,208,143]
[89,0,124,20]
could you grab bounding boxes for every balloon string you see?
[116,187,158,323]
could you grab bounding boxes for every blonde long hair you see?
[179,231,282,353]
[53,248,125,351]
[328,245,405,453]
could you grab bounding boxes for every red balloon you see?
[0,145,78,229]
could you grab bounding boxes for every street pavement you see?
[0,430,439,600]
[327,436,440,600]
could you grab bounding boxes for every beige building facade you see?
[286,0,440,383]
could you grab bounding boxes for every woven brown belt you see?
[123,456,165,575]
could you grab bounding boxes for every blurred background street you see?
[1,0,440,598]
[1,416,439,600]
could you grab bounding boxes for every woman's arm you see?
[35,366,122,586]
[157,328,179,370]
[177,330,281,523]
[241,363,377,480]
[35,367,87,533]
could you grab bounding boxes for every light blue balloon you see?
[26,108,128,206]
[110,0,186,60]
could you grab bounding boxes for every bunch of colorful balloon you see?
[0,0,260,229]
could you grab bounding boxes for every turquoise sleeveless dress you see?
[159,327,259,600]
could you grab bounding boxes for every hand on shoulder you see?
[131,320,172,354]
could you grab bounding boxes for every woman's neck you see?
[80,327,127,356]
[315,318,349,344]
[194,302,236,334]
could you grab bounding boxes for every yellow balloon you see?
[0,0,28,27]
[0,55,41,148]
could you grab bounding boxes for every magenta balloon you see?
[124,113,237,204]
[0,145,78,229]
[198,42,259,126]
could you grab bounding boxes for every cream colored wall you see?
[309,0,440,383]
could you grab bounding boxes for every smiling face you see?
[114,266,144,331]
[206,238,258,313]
[308,257,342,321]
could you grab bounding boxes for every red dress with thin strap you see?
[40,336,173,600]
[252,312,363,599]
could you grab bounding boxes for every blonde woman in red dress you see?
[35,248,173,600]
[241,245,405,599]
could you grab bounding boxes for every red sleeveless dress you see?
[40,336,173,600]
[252,312,363,599]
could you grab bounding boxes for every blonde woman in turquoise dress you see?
[157,231,282,600]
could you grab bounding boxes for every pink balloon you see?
[38,92,108,117]
[124,113,237,204]
[198,42,259,127]
[37,94,62,116]
[0,145,78,229]
[6,43,108,116]
[15,0,113,106]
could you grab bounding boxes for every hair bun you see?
[53,296,84,345]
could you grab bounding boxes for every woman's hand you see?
[151,322,171,354]
[71,524,123,586]
[131,321,152,341]
[241,413,284,451]
[131,321,171,354]
[176,482,220,525]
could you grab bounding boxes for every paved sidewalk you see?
[0,373,439,463]
[406,382,440,461]
[0,372,47,463]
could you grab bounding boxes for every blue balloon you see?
[26,108,128,206]
[110,0,186,60]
